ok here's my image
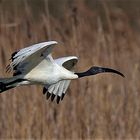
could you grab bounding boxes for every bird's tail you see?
[0,76,25,93]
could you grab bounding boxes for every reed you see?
[0,0,140,139]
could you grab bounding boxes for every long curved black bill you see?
[75,66,125,78]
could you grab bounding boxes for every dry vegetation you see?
[0,0,140,139]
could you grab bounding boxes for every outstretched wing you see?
[6,41,58,75]
[43,56,78,104]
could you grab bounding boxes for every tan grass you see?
[0,0,140,139]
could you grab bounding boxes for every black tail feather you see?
[0,82,15,93]
[0,77,25,93]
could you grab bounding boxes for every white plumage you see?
[0,41,124,104]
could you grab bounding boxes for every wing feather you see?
[43,56,78,103]
[44,80,71,103]
[7,41,57,74]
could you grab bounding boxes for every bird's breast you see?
[24,59,78,85]
[24,68,61,85]
[24,62,61,84]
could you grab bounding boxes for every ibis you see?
[0,41,124,104]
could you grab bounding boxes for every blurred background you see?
[0,0,140,139]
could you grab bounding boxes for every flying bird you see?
[0,41,124,104]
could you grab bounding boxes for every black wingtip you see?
[11,51,18,61]
[43,87,47,94]
[56,96,61,104]
[46,92,51,99]
[61,93,65,100]
[51,94,56,101]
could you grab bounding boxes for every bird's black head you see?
[75,66,125,78]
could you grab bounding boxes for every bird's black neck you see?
[75,66,124,78]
